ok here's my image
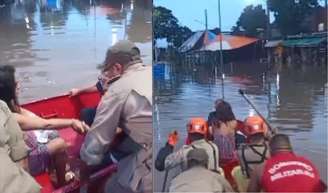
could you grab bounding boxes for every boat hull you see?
[22,92,116,193]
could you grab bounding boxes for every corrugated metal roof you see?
[201,34,258,51]
[178,31,204,52]
[179,30,259,52]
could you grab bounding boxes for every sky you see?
[154,0,268,31]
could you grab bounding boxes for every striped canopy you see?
[179,30,258,52]
[201,34,258,51]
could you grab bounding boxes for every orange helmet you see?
[187,117,208,135]
[244,115,268,136]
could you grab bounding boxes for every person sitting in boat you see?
[232,115,270,192]
[208,99,246,148]
[80,40,152,193]
[0,65,89,186]
[208,100,239,165]
[0,100,41,193]
[247,134,327,192]
[155,117,220,174]
[68,47,140,126]
[169,148,234,193]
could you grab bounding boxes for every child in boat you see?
[0,65,89,186]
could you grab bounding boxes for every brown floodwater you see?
[154,61,327,191]
[0,0,151,103]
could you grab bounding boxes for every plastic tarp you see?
[179,30,259,52]
[201,34,258,51]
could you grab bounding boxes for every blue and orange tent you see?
[179,30,258,52]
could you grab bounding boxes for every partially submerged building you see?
[265,32,327,67]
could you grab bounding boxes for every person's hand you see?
[69,88,80,97]
[168,130,179,147]
[71,119,89,134]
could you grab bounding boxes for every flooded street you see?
[0,0,151,103]
[154,62,327,191]
[1,0,327,191]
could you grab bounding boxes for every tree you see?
[232,5,267,37]
[268,0,319,35]
[154,6,192,47]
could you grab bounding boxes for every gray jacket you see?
[0,100,40,193]
[165,139,220,172]
[169,166,234,193]
[80,63,152,193]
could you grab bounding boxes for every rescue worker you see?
[155,117,220,174]
[233,115,270,192]
[0,100,40,193]
[238,115,270,177]
[69,55,124,126]
[80,40,152,193]
[169,148,234,193]
[247,134,327,192]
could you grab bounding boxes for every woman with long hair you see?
[208,99,238,164]
[0,65,89,186]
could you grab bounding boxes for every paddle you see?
[162,169,169,192]
[238,89,275,133]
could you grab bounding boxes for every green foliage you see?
[268,0,319,35]
[154,6,192,47]
[232,5,267,37]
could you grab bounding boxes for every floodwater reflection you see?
[0,0,151,102]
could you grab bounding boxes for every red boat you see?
[22,91,250,193]
[22,91,117,193]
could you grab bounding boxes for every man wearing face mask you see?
[69,53,125,127]
[80,40,152,193]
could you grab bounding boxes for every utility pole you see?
[205,9,208,31]
[218,0,223,71]
[325,0,327,31]
[266,0,271,40]
[218,0,224,99]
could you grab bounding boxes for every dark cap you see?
[187,148,209,163]
[99,40,141,70]
[109,40,139,55]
